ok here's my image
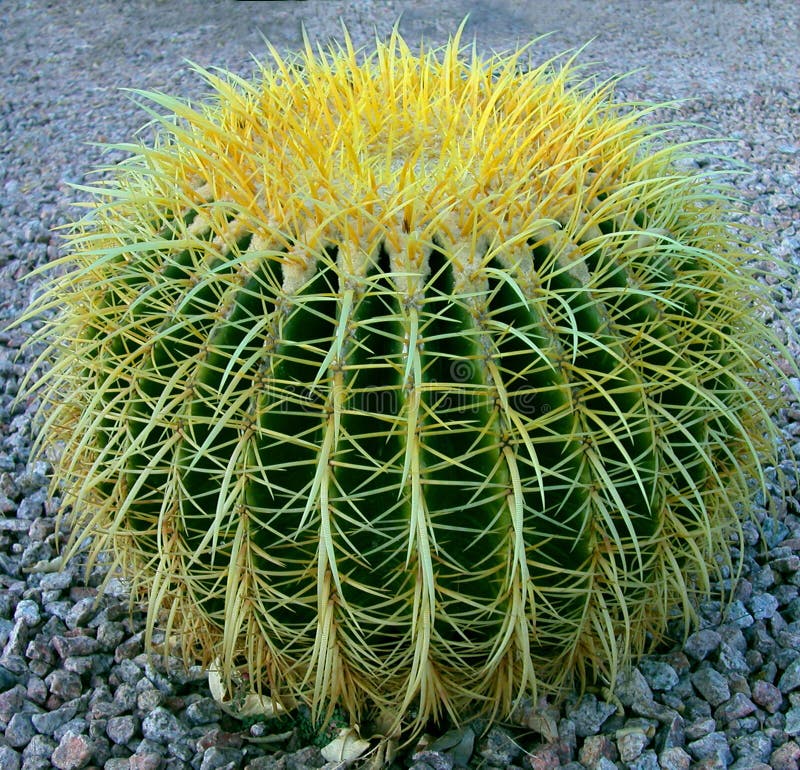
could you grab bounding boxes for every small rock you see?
[199,746,245,770]
[233,752,290,770]
[627,750,659,770]
[750,593,780,620]
[103,578,131,600]
[104,760,132,770]
[0,663,20,691]
[96,621,126,651]
[772,741,800,770]
[115,658,144,685]
[21,733,57,763]
[719,641,750,674]
[639,659,679,691]
[615,667,654,705]
[137,688,164,712]
[725,599,754,628]
[732,732,773,765]
[778,634,800,661]
[43,600,74,624]
[45,669,83,700]
[776,585,799,609]
[691,667,731,706]
[658,746,691,770]
[0,745,21,770]
[13,598,41,626]
[780,658,800,694]
[753,565,776,592]
[751,620,777,655]
[566,694,617,737]
[656,714,685,752]
[31,699,79,735]
[2,620,29,658]
[52,635,101,658]
[63,655,97,676]
[684,629,722,661]
[578,734,617,766]
[685,715,716,741]
[64,597,97,630]
[25,635,55,667]
[1,653,28,679]
[112,682,138,712]
[411,749,454,770]
[617,729,649,763]
[555,716,577,757]
[51,730,94,770]
[763,517,790,549]
[184,696,222,725]
[115,635,143,661]
[6,711,37,748]
[0,683,25,723]
[141,706,185,744]
[687,731,734,765]
[141,659,174,695]
[89,697,118,720]
[39,572,73,592]
[524,744,561,770]
[129,752,164,770]
[54,715,89,743]
[195,727,244,752]
[477,726,521,766]
[729,763,771,770]
[787,707,800,736]
[752,679,783,713]
[107,714,139,745]
[775,555,800,575]
[714,692,757,723]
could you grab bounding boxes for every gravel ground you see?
[1,1,800,769]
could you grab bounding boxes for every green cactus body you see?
[22,29,792,733]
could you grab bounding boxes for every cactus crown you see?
[23,27,793,736]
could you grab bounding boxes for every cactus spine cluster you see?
[22,29,792,734]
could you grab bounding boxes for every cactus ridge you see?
[22,28,793,733]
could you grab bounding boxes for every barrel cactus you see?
[22,29,793,734]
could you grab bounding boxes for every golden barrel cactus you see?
[22,29,793,734]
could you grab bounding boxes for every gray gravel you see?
[2,1,800,769]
